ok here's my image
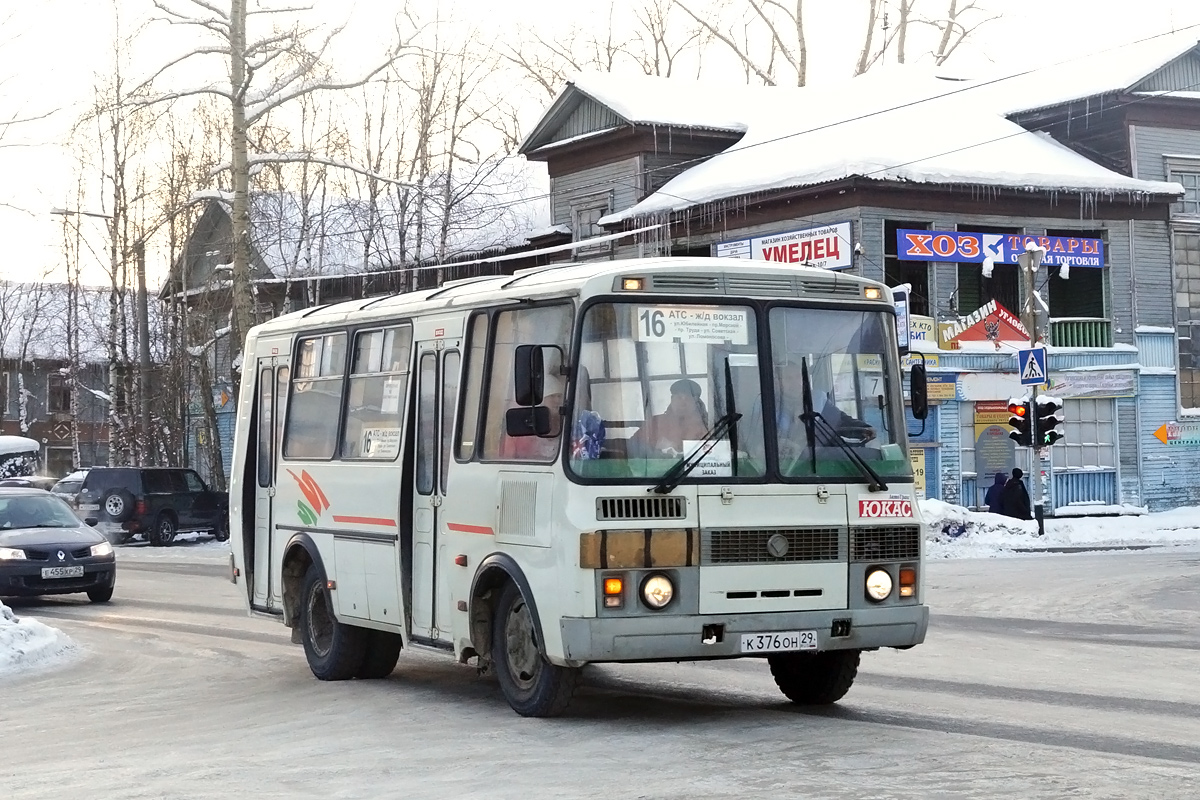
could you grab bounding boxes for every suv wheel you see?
[150,514,177,547]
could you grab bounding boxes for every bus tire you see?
[299,563,367,681]
[356,630,403,679]
[491,581,579,717]
[768,649,860,705]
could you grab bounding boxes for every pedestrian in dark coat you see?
[984,472,1007,514]
[1001,468,1032,520]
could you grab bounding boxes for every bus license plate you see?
[41,566,84,579]
[740,630,818,653]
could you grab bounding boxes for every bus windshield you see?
[569,302,765,480]
[567,301,910,483]
[764,306,910,480]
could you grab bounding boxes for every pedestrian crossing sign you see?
[1018,346,1046,386]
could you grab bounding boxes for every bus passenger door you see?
[410,338,461,641]
[251,359,286,611]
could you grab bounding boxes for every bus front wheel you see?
[299,563,367,681]
[768,649,860,705]
[491,581,579,717]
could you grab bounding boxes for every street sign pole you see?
[1018,246,1046,535]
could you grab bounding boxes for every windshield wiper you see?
[796,357,888,492]
[724,356,739,478]
[649,411,743,495]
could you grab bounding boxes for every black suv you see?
[76,467,229,546]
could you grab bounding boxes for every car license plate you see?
[740,630,818,653]
[41,566,85,579]
[79,504,100,512]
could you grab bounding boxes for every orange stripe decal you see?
[331,515,397,527]
[447,523,494,535]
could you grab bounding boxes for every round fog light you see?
[865,568,893,601]
[641,573,674,609]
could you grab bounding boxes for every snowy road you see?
[4,542,1199,799]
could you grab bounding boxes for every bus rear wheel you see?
[356,630,403,679]
[299,563,366,681]
[768,649,860,705]
[491,581,579,717]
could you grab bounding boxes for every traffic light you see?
[1007,398,1032,447]
[1036,396,1064,446]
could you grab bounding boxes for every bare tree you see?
[141,0,407,382]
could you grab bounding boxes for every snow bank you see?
[0,601,78,678]
[0,435,40,456]
[922,498,1200,558]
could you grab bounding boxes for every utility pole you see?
[1017,245,1046,536]
[135,240,152,462]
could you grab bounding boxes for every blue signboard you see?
[897,229,1104,267]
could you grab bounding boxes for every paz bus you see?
[228,256,931,717]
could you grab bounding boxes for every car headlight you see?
[0,546,27,560]
[865,568,893,601]
[641,573,675,609]
[90,541,114,558]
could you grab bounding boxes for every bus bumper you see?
[557,605,928,664]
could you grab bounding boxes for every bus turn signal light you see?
[899,567,916,597]
[603,576,624,608]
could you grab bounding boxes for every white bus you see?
[229,257,931,717]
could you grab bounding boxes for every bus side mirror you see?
[506,406,552,437]
[513,345,545,406]
[910,362,929,421]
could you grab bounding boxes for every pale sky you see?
[2,0,1200,287]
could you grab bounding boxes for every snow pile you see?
[0,601,78,678]
[922,498,1200,558]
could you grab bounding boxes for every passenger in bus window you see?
[628,379,709,458]
[570,368,606,460]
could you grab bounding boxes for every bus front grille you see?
[850,526,921,562]
[702,528,844,564]
[596,496,686,521]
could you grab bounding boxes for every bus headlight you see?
[641,573,674,609]
[865,569,893,601]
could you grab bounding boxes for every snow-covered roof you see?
[599,68,1183,224]
[989,32,1200,116]
[226,158,550,280]
[0,282,138,363]
[568,71,761,132]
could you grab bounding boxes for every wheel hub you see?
[306,585,334,657]
[503,599,540,690]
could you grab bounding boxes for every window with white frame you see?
[1173,231,1200,410]
[570,193,614,256]
[1058,398,1116,470]
[1167,156,1200,217]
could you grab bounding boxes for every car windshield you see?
[0,495,82,529]
[764,306,910,480]
[568,302,765,480]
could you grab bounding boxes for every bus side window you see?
[482,304,572,462]
[340,325,411,460]
[439,351,460,491]
[283,332,347,459]
[456,313,488,461]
